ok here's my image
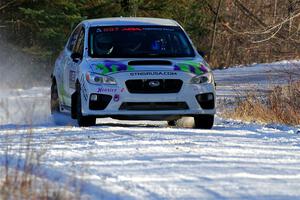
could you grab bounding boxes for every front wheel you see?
[194,115,214,129]
[76,85,96,127]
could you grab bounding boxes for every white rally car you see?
[51,17,216,128]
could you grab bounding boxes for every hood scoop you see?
[128,60,172,66]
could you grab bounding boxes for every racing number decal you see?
[69,70,76,89]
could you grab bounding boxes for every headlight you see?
[86,72,117,85]
[190,72,214,84]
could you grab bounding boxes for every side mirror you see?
[197,50,206,57]
[71,52,81,63]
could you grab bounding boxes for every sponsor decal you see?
[121,27,142,31]
[143,27,175,31]
[97,87,117,93]
[97,27,175,32]
[95,61,134,75]
[129,71,177,76]
[96,87,125,94]
[102,27,119,32]
[113,94,120,102]
[93,60,208,76]
[174,61,208,75]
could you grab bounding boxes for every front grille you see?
[119,102,189,111]
[126,79,183,94]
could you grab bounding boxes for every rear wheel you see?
[51,80,64,125]
[194,115,214,129]
[71,91,77,119]
[76,84,96,127]
[51,81,60,114]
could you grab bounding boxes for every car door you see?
[62,25,84,107]
[69,27,85,92]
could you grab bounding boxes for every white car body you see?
[52,17,216,127]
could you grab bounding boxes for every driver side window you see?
[73,28,85,57]
[67,26,81,51]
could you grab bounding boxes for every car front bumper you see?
[80,79,216,118]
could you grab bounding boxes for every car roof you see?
[83,17,180,27]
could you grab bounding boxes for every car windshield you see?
[88,26,195,58]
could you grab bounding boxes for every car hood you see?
[87,58,210,76]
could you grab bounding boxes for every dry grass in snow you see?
[222,81,300,125]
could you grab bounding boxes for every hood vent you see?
[128,60,172,66]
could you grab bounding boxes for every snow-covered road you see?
[1,119,300,199]
[0,61,300,199]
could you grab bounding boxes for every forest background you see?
[0,0,299,87]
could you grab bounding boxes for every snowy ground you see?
[214,60,300,100]
[0,61,300,199]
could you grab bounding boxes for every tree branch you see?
[252,24,283,43]
[233,0,300,46]
[0,0,17,11]
[210,0,223,57]
[234,0,266,28]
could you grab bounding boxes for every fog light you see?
[89,94,112,110]
[207,93,214,101]
[196,93,215,109]
[90,94,98,101]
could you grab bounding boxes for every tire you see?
[194,115,214,129]
[76,84,96,127]
[51,81,60,114]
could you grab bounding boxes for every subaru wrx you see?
[51,17,216,128]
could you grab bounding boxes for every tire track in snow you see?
[1,122,300,199]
